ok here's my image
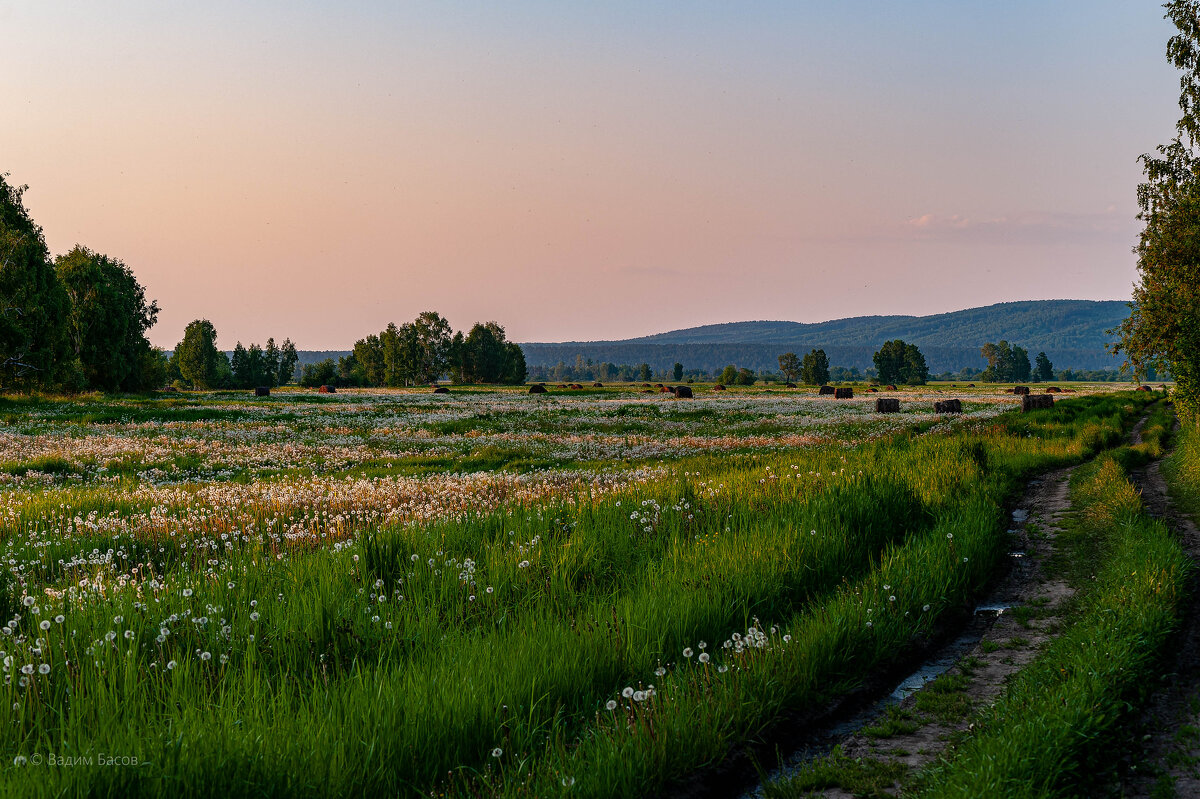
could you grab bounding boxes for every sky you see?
[1,1,1184,349]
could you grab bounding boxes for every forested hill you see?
[519,300,1131,373]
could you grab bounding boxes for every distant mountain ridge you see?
[519,300,1130,373]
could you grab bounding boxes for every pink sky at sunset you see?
[2,1,1181,349]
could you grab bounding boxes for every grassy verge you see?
[913,440,1190,797]
[1163,422,1200,521]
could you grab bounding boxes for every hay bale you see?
[1022,394,1054,412]
[318,385,336,394]
[1045,386,1061,393]
[834,387,854,399]
[784,382,797,388]
[885,384,897,391]
[867,388,878,393]
[592,382,604,387]
[433,386,449,394]
[641,383,652,388]
[875,397,900,413]
[528,384,547,394]
[818,385,835,395]
[644,389,656,394]
[570,383,583,390]
[1012,385,1030,395]
[968,383,976,388]
[934,399,963,413]
[1135,385,1152,392]
[254,386,270,397]
[713,384,726,391]
[674,385,693,398]
[1062,388,1076,393]
[659,385,672,393]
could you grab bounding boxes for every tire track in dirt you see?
[810,466,1078,798]
[736,460,1082,799]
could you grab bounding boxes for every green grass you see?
[916,443,1190,798]
[1163,423,1200,521]
[0,390,1159,798]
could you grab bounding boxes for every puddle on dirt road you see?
[739,599,1013,798]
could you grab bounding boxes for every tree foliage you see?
[800,348,830,385]
[175,320,221,389]
[873,340,929,385]
[1034,351,1054,382]
[778,352,801,382]
[980,340,1031,383]
[1114,0,1200,421]
[55,245,161,391]
[0,175,72,390]
[352,313,523,387]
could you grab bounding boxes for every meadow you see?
[0,382,1160,797]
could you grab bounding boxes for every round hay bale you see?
[644,388,656,393]
[528,384,547,394]
[1136,385,1152,392]
[254,386,270,397]
[867,388,878,393]
[659,385,672,393]
[784,382,797,388]
[641,383,652,388]
[968,383,976,388]
[1022,393,1054,411]
[592,382,604,387]
[674,385,693,398]
[713,384,726,391]
[818,385,835,395]
[1045,386,1061,393]
[433,386,449,394]
[875,397,900,413]
[934,398,963,414]
[318,385,336,394]
[885,384,897,391]
[834,387,854,399]
[1013,385,1030,395]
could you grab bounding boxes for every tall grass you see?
[0,392,1153,797]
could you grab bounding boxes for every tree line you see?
[1,173,532,394]
[293,315,527,389]
[777,342,930,386]
[166,319,300,390]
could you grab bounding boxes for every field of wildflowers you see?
[0,383,1153,797]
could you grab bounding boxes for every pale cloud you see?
[900,209,1138,244]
